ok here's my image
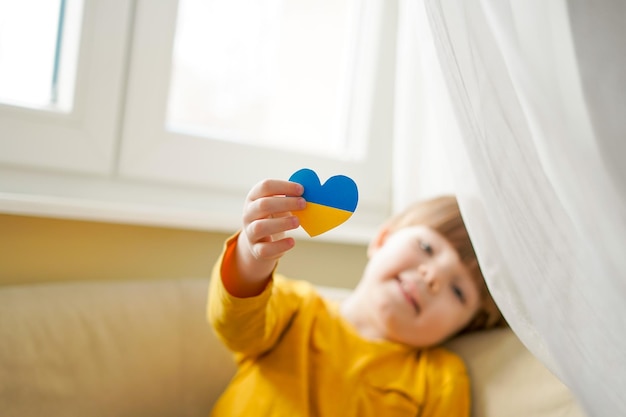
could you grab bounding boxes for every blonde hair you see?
[383,196,507,333]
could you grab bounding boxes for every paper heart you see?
[289,168,358,237]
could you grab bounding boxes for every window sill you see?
[0,168,379,244]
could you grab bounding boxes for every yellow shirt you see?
[208,234,470,417]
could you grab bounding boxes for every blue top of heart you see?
[289,168,358,212]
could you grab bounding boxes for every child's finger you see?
[243,196,305,224]
[249,237,296,260]
[247,179,304,201]
[245,216,300,244]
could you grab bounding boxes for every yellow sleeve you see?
[207,233,304,361]
[419,349,471,417]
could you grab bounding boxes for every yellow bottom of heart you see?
[294,202,354,237]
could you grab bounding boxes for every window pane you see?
[0,0,82,110]
[167,0,361,158]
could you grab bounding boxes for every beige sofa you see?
[0,277,586,417]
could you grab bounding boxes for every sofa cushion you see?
[0,278,235,417]
[0,279,585,417]
[445,329,586,417]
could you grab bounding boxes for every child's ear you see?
[367,225,391,258]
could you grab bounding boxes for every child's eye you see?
[418,240,434,255]
[452,285,466,303]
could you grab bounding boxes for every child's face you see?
[357,225,481,347]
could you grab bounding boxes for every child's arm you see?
[223,179,305,298]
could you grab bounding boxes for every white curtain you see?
[393,1,626,416]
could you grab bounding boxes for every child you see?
[208,178,505,416]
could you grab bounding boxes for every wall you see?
[0,214,367,289]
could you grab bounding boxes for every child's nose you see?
[418,264,441,294]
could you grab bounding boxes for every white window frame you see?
[0,0,398,244]
[0,0,131,175]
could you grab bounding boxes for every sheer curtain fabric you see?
[396,1,626,416]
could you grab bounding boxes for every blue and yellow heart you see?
[288,168,358,237]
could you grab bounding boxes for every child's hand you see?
[241,179,305,261]
[226,179,304,297]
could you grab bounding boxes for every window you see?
[167,0,362,159]
[0,0,82,110]
[0,0,396,243]
[0,0,130,175]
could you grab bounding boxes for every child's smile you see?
[394,276,421,314]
